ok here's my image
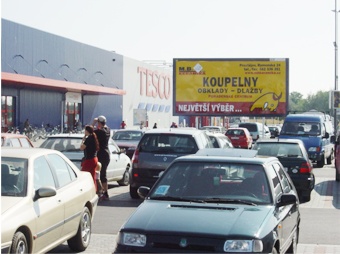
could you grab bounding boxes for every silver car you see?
[1,148,98,253]
[40,134,131,186]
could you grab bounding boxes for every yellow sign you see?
[173,58,288,116]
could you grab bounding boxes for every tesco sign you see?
[138,67,171,100]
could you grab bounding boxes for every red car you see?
[225,127,253,149]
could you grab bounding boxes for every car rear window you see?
[139,134,198,154]
[40,138,82,151]
[226,129,245,136]
[256,143,302,158]
[239,124,257,132]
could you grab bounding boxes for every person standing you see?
[92,115,111,200]
[120,120,126,129]
[153,123,157,129]
[170,122,178,128]
[80,125,99,190]
[24,119,30,129]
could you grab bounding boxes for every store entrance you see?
[64,102,81,132]
[1,96,16,132]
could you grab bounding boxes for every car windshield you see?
[1,158,28,197]
[112,131,143,141]
[281,122,321,136]
[256,143,302,158]
[149,161,272,205]
[40,138,82,152]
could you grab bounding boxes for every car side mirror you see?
[277,193,297,207]
[34,186,57,201]
[137,186,150,199]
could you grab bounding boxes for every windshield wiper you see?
[202,198,257,206]
[150,196,204,203]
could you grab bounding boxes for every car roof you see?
[114,129,144,132]
[206,132,226,137]
[175,148,276,165]
[226,127,249,131]
[144,128,202,135]
[1,133,31,138]
[44,133,84,138]
[285,114,323,121]
[255,138,304,145]
[2,147,60,158]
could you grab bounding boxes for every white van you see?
[238,122,271,143]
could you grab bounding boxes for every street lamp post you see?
[333,0,339,133]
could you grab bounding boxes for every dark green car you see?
[115,149,300,253]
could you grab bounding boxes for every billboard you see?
[173,58,289,116]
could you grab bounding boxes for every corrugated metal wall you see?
[1,19,124,129]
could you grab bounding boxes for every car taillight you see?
[132,148,139,165]
[300,162,312,173]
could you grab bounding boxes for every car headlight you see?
[117,232,147,247]
[223,240,263,252]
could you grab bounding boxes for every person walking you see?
[120,120,126,129]
[153,123,157,129]
[80,125,99,191]
[92,115,111,200]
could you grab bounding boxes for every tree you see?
[289,91,331,114]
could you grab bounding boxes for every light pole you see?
[333,0,339,133]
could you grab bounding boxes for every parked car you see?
[112,129,144,159]
[225,127,253,149]
[253,138,314,202]
[206,132,233,148]
[1,148,98,253]
[39,134,131,186]
[1,133,34,148]
[129,128,214,198]
[268,125,282,138]
[115,148,300,254]
[199,125,226,134]
[238,122,271,143]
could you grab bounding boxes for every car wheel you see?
[326,152,333,165]
[317,156,325,168]
[303,191,311,202]
[67,206,91,251]
[271,247,278,254]
[130,185,140,199]
[336,171,340,182]
[11,231,28,254]
[287,229,298,254]
[118,169,130,186]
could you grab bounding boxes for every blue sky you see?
[2,0,339,97]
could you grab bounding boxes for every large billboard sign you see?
[173,58,289,116]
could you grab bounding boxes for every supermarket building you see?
[1,19,179,132]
